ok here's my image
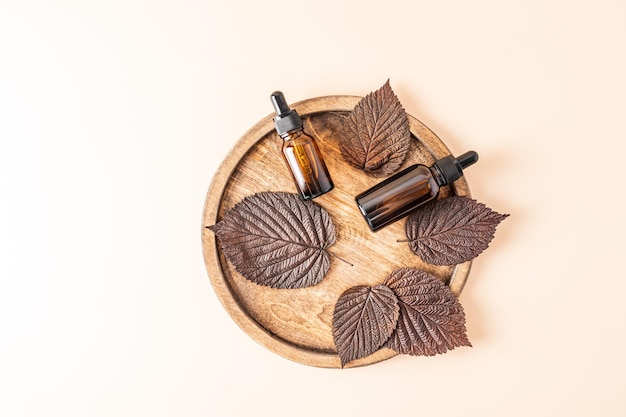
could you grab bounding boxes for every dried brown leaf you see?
[405,196,509,265]
[208,192,336,289]
[340,80,411,177]
[333,285,399,367]
[383,268,471,356]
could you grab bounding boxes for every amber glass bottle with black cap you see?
[271,91,334,200]
[355,151,478,231]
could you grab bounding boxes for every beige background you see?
[1,0,625,416]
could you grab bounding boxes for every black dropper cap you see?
[270,91,303,136]
[433,151,479,185]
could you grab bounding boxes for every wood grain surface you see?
[201,96,472,368]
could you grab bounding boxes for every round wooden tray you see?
[201,95,472,368]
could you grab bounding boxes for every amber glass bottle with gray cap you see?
[271,91,334,200]
[355,151,478,231]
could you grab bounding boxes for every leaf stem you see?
[329,251,354,267]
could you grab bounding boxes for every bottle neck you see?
[279,127,305,141]
[430,164,448,186]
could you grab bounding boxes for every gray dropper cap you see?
[271,91,303,136]
[433,151,479,185]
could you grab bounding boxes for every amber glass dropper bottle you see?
[355,151,478,231]
[271,91,334,200]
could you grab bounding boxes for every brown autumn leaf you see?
[207,192,336,289]
[340,80,411,177]
[333,285,400,367]
[383,268,471,356]
[405,196,509,266]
